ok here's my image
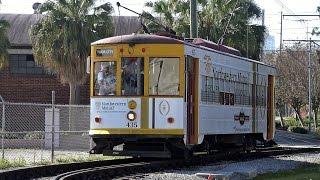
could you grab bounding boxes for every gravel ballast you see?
[142,152,320,180]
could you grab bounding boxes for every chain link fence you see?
[0,95,94,165]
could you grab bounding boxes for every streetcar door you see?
[267,75,275,140]
[186,56,198,144]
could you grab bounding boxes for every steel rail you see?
[0,158,141,179]
[53,147,320,180]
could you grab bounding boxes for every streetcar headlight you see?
[127,111,136,121]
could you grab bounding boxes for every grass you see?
[0,155,128,169]
[55,154,127,164]
[0,158,27,169]
[254,164,320,180]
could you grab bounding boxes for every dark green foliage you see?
[316,127,320,136]
[275,121,289,131]
[289,126,308,134]
[275,121,282,129]
[145,0,265,60]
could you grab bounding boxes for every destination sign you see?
[96,48,114,57]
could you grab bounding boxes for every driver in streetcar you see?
[97,64,116,95]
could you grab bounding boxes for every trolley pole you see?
[308,38,312,132]
[190,0,197,38]
[51,91,55,163]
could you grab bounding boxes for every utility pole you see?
[190,0,197,38]
[246,9,249,58]
[260,9,265,61]
[308,38,312,131]
[280,11,283,55]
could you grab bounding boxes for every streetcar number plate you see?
[127,122,138,128]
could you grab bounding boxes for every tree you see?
[143,0,189,35]
[311,6,320,129]
[311,50,320,129]
[263,52,286,126]
[145,0,265,60]
[30,0,114,104]
[0,0,10,69]
[265,44,320,128]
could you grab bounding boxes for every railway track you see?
[0,158,148,180]
[53,146,320,180]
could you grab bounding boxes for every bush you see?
[24,132,44,140]
[275,121,289,131]
[275,121,282,129]
[0,158,26,169]
[282,125,289,131]
[285,117,299,127]
[288,126,308,134]
[316,127,320,136]
[3,133,24,139]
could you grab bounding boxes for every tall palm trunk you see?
[294,108,304,127]
[69,83,80,105]
[314,109,318,129]
[278,109,285,127]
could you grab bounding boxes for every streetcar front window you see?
[94,61,116,96]
[121,57,144,95]
[149,57,180,95]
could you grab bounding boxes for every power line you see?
[269,27,320,31]
[274,0,295,14]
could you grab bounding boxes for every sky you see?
[1,0,320,49]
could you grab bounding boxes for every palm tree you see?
[144,0,189,36]
[0,20,10,69]
[30,0,114,104]
[217,0,265,60]
[0,1,10,69]
[145,0,265,60]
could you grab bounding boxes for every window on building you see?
[9,54,46,75]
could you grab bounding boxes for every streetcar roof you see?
[185,41,275,68]
[91,34,184,45]
[91,33,275,69]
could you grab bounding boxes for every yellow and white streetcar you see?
[88,34,276,158]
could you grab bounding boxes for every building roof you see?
[0,14,42,47]
[0,14,141,47]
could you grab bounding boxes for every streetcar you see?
[88,33,276,158]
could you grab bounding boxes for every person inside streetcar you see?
[97,64,116,95]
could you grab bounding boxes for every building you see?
[0,14,140,104]
[264,35,276,52]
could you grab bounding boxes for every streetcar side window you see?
[201,76,208,102]
[207,77,214,103]
[94,61,116,96]
[149,57,180,95]
[121,57,144,96]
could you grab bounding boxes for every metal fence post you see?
[51,91,55,163]
[0,96,5,159]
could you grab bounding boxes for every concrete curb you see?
[196,169,257,180]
